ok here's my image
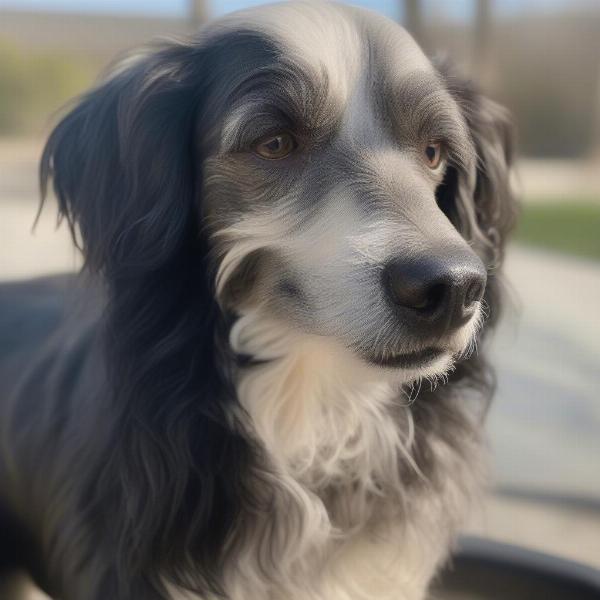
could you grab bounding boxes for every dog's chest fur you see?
[171,311,482,600]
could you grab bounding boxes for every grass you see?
[514,200,600,260]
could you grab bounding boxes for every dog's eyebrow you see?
[384,72,474,168]
[218,63,341,153]
[220,99,288,151]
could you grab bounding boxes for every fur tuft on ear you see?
[41,43,203,276]
[432,65,518,405]
[436,64,518,326]
[40,42,258,598]
[438,64,517,271]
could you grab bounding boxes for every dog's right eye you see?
[424,141,444,170]
[254,133,297,160]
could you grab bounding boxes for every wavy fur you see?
[0,3,516,599]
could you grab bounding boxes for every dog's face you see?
[44,1,514,385]
[199,3,488,380]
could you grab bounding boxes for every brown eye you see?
[254,133,297,160]
[424,141,443,169]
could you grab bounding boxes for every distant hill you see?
[0,10,193,134]
[0,10,190,65]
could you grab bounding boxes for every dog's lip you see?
[365,347,445,369]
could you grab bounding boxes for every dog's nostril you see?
[384,267,426,312]
[464,280,484,308]
[425,283,446,313]
[383,263,447,314]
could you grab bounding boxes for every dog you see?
[0,2,516,599]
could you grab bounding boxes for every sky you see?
[0,0,596,21]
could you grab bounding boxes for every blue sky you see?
[0,0,595,21]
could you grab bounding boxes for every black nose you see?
[382,253,487,335]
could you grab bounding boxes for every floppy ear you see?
[41,42,203,275]
[41,44,256,597]
[436,66,518,329]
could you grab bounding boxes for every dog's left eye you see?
[424,142,443,169]
[254,133,297,160]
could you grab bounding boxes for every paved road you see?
[2,142,599,573]
[473,248,600,568]
[490,247,600,497]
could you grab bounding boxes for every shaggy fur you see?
[0,2,515,599]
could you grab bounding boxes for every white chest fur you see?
[207,311,483,600]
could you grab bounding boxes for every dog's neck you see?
[229,310,421,496]
[172,308,486,600]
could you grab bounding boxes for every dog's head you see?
[43,1,515,385]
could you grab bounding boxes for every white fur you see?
[167,308,483,600]
[221,310,480,600]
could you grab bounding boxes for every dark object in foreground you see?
[435,536,600,600]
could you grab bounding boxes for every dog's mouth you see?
[365,346,445,369]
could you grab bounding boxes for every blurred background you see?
[0,0,598,596]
